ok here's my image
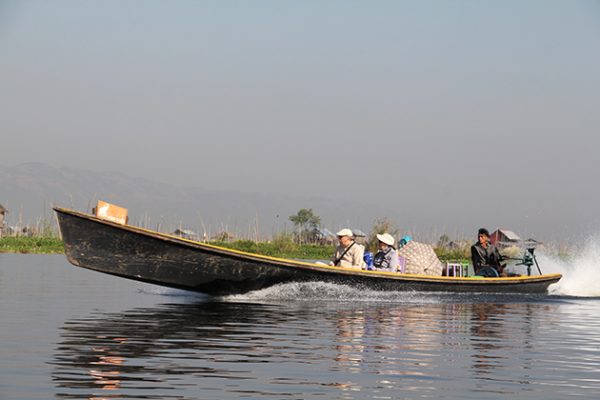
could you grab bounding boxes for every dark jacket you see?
[373,247,399,272]
[471,241,503,274]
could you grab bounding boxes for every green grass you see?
[210,239,334,260]
[214,241,472,263]
[0,235,334,258]
[434,247,471,263]
[0,236,64,254]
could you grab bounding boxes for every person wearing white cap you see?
[373,233,399,272]
[330,228,366,269]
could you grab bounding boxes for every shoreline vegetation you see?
[0,235,472,262]
[1,208,563,263]
[0,236,65,254]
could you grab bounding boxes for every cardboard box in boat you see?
[94,200,128,225]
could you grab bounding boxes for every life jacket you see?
[373,248,394,269]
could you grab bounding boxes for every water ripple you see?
[46,299,600,399]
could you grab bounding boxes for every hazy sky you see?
[1,1,599,240]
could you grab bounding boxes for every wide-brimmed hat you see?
[336,228,354,237]
[376,233,395,246]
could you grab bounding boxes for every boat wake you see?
[538,236,600,297]
[222,282,545,304]
[223,282,447,303]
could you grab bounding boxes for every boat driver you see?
[471,228,505,277]
[330,229,366,269]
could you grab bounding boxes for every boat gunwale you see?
[53,206,562,286]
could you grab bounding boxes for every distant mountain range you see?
[0,162,395,239]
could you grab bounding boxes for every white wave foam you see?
[224,281,449,303]
[538,237,600,297]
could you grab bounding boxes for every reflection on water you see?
[53,302,281,398]
[50,298,600,400]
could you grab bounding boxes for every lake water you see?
[1,253,600,400]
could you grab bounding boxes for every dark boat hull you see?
[54,207,562,295]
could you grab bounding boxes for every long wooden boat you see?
[54,207,562,295]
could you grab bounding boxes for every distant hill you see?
[0,162,396,239]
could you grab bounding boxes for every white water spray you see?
[224,281,444,303]
[539,235,600,297]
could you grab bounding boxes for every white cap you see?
[336,228,354,237]
[376,233,395,246]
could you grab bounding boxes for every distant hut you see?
[312,227,336,245]
[524,238,543,250]
[172,228,199,241]
[351,228,367,238]
[490,229,521,248]
[0,204,6,226]
[351,228,368,246]
[0,204,6,237]
[213,231,235,242]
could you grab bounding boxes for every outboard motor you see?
[516,247,542,276]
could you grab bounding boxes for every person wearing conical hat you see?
[373,233,399,272]
[330,228,366,269]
